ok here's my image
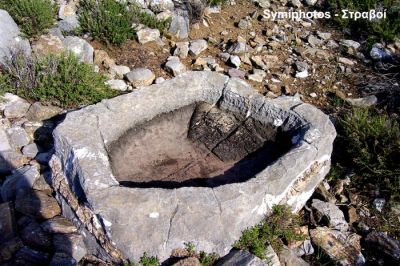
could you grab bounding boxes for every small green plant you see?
[207,0,229,6]
[184,242,197,256]
[338,108,400,200]
[199,251,219,266]
[327,0,400,42]
[0,51,117,108]
[0,0,56,38]
[79,0,135,45]
[79,0,171,45]
[182,242,219,266]
[139,252,159,266]
[234,205,305,259]
[131,5,172,33]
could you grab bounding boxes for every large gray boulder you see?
[0,9,31,66]
[169,11,190,39]
[50,72,336,263]
[62,36,94,63]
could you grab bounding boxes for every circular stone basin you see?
[109,102,292,188]
[51,72,336,263]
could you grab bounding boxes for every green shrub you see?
[233,205,305,259]
[328,0,400,42]
[130,4,171,33]
[139,252,159,266]
[199,251,219,266]
[79,0,135,45]
[0,0,56,38]
[79,0,171,45]
[183,242,219,266]
[0,51,117,108]
[207,0,229,6]
[339,108,400,200]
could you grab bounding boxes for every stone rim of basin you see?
[51,71,336,263]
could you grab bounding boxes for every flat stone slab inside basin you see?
[51,71,336,262]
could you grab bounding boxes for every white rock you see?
[189,39,208,57]
[62,36,94,63]
[105,80,128,91]
[164,56,186,76]
[295,70,309,78]
[155,77,166,84]
[338,57,355,66]
[340,39,361,50]
[174,42,189,59]
[0,9,31,66]
[149,0,174,12]
[311,199,349,232]
[3,98,31,119]
[6,126,30,149]
[304,0,318,6]
[347,95,377,107]
[229,55,241,68]
[125,68,155,87]
[248,69,266,83]
[109,65,130,79]
[22,143,39,158]
[137,28,160,44]
[372,198,386,212]
[0,126,12,152]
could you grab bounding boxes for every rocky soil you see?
[0,0,399,265]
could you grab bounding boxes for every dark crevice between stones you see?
[108,102,294,189]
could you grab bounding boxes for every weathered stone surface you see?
[41,216,77,234]
[149,0,174,12]
[0,126,12,152]
[51,72,336,262]
[189,40,208,57]
[174,42,189,59]
[14,246,50,265]
[278,247,309,266]
[137,28,160,44]
[168,13,189,39]
[6,126,30,149]
[0,9,31,66]
[1,165,40,202]
[0,151,29,174]
[22,143,39,158]
[216,249,269,266]
[311,199,348,232]
[0,237,23,262]
[0,202,17,242]
[94,49,115,68]
[105,79,128,91]
[15,190,61,219]
[32,172,53,194]
[58,15,80,33]
[365,231,400,260]
[125,68,155,87]
[20,221,52,249]
[165,56,187,76]
[26,102,62,121]
[49,252,77,266]
[109,64,131,79]
[3,96,30,119]
[62,36,94,63]
[265,245,281,266]
[32,33,65,58]
[53,233,87,262]
[347,95,377,107]
[310,227,365,265]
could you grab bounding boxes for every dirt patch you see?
[108,102,292,188]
